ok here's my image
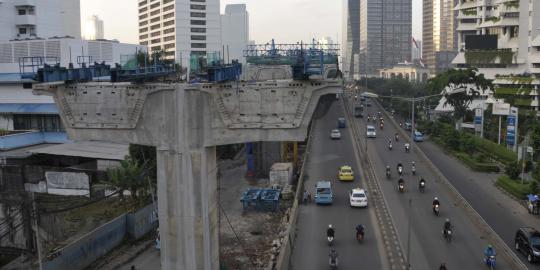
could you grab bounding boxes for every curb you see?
[376,100,528,270]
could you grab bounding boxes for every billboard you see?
[465,35,498,50]
[493,102,510,115]
[506,107,518,146]
[46,171,90,196]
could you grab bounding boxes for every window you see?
[151,17,160,23]
[151,38,161,44]
[151,31,160,37]
[163,20,175,26]
[140,41,148,45]
[163,12,174,19]
[163,5,175,12]
[163,0,174,4]
[164,35,175,41]
[192,43,206,48]
[164,43,175,49]
[18,9,26,15]
[139,14,148,20]
[150,2,160,9]
[163,28,175,34]
[151,46,161,51]
[190,4,206,10]
[139,7,147,13]
[191,12,205,18]
[139,21,148,26]
[151,24,161,30]
[191,20,206,25]
[150,10,160,16]
[13,115,64,132]
[140,27,148,33]
[191,0,206,2]
[139,0,148,6]
[191,35,206,40]
[140,34,148,39]
[191,28,206,33]
[19,28,27,34]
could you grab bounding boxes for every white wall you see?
[221,4,249,64]
[0,0,81,41]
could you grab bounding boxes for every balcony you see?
[457,22,478,31]
[15,14,36,26]
[14,0,35,7]
[464,49,516,65]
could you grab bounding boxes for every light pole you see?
[407,198,412,269]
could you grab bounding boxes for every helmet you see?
[328,224,333,228]
[488,244,493,249]
[446,218,450,222]
[412,161,415,165]
[434,197,438,200]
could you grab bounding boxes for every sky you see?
[80,0,423,45]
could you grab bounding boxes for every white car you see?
[366,125,377,138]
[349,188,368,207]
[330,129,341,139]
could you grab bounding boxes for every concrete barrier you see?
[272,120,316,270]
[375,99,528,270]
[126,204,158,240]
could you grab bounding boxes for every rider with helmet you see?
[327,224,335,238]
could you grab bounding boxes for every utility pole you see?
[407,198,412,269]
[411,98,415,140]
[31,192,43,270]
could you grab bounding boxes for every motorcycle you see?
[388,143,393,150]
[386,169,391,179]
[485,255,496,269]
[329,257,339,270]
[380,123,384,130]
[405,143,410,153]
[356,231,365,242]
[398,182,405,193]
[419,181,426,193]
[412,165,416,175]
[443,226,453,243]
[433,204,440,216]
[395,135,399,142]
[327,236,334,246]
[398,166,403,175]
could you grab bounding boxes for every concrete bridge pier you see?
[33,80,341,270]
[157,147,218,269]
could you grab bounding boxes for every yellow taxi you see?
[338,165,354,181]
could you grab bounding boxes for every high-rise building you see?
[342,0,361,80]
[422,0,458,74]
[138,0,221,66]
[221,4,249,64]
[0,0,81,41]
[359,0,412,76]
[452,0,540,110]
[83,15,105,40]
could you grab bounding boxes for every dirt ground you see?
[218,163,292,270]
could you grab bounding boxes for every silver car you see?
[330,129,341,139]
[366,125,377,138]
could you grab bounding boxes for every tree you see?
[426,68,492,129]
[107,156,146,199]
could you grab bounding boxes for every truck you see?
[269,162,294,187]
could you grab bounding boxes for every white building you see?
[138,0,221,67]
[379,62,430,82]
[221,4,249,64]
[0,0,81,41]
[452,0,540,110]
[83,15,105,40]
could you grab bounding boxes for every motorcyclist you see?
[355,224,365,239]
[411,161,416,175]
[484,244,496,263]
[443,218,452,237]
[433,197,440,207]
[395,133,399,141]
[386,165,391,176]
[327,224,335,238]
[419,178,426,190]
[439,263,447,270]
[404,143,410,152]
[398,177,405,190]
[397,162,403,174]
[329,248,339,267]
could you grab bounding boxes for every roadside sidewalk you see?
[418,139,540,232]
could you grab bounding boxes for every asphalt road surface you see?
[290,99,386,269]
[352,100,514,270]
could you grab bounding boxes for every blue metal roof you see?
[0,73,36,83]
[0,103,58,114]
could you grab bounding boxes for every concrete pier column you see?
[157,146,219,270]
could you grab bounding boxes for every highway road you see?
[290,98,386,269]
[349,98,515,269]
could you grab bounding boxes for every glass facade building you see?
[422,0,458,74]
[342,0,361,80]
[359,0,412,75]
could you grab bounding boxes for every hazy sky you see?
[80,0,422,44]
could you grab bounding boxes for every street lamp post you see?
[407,198,412,269]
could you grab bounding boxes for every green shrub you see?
[496,175,532,199]
[468,135,517,164]
[505,162,521,179]
[455,152,500,172]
